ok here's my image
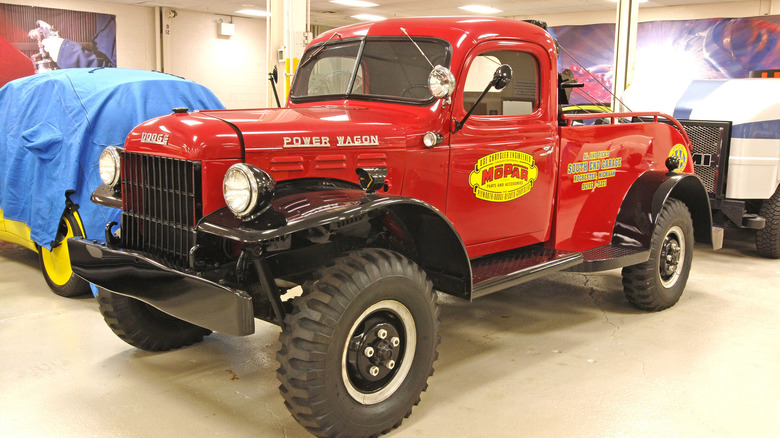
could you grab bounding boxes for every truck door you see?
[446,41,558,257]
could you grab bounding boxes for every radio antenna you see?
[400,27,434,69]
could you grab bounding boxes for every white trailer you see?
[625,78,780,257]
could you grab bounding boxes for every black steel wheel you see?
[622,198,694,311]
[756,186,780,258]
[277,249,440,437]
[96,288,211,351]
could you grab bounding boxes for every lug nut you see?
[377,329,388,339]
[369,366,380,376]
[364,346,374,358]
[386,360,395,370]
[390,336,400,347]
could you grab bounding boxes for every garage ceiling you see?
[97,0,740,27]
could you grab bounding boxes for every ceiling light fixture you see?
[458,5,503,14]
[351,14,387,21]
[235,9,271,17]
[331,0,379,7]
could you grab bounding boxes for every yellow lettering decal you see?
[469,150,539,202]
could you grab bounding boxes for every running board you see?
[470,247,583,300]
[567,244,649,272]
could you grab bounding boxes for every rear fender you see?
[613,171,717,249]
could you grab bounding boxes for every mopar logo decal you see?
[140,132,169,146]
[468,150,538,202]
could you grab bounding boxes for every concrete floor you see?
[1,229,778,437]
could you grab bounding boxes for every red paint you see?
[554,120,689,250]
[201,160,240,215]
[125,112,242,160]
[121,17,693,260]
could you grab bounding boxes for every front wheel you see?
[277,249,440,437]
[38,212,91,297]
[622,198,694,311]
[96,289,211,351]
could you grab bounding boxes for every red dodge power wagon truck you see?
[69,17,721,437]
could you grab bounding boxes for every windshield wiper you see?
[298,32,341,70]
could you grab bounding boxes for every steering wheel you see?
[401,84,431,99]
[310,70,363,95]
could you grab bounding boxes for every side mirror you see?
[454,64,513,133]
[268,65,281,107]
[492,64,512,90]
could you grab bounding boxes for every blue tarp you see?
[0,68,224,248]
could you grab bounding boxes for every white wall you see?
[4,1,269,108]
[161,8,268,108]
[4,0,156,69]
[513,0,780,26]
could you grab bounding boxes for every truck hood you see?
[125,111,243,160]
[125,105,411,161]
[203,105,409,153]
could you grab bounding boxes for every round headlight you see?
[99,146,121,188]
[223,164,275,220]
[428,65,456,99]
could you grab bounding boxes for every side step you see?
[567,244,649,272]
[471,247,583,299]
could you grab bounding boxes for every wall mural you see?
[0,3,116,86]
[550,15,780,105]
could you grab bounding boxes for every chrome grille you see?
[678,120,731,195]
[120,152,202,268]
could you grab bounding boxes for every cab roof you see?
[310,16,555,55]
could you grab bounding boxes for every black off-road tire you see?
[277,249,440,438]
[756,186,780,258]
[38,213,91,297]
[622,198,694,311]
[97,288,211,351]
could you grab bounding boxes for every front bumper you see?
[68,238,255,336]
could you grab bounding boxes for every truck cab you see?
[69,17,719,438]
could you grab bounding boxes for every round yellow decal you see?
[468,150,538,202]
[669,144,689,173]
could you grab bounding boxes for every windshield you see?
[290,37,451,104]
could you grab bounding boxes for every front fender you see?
[197,189,473,298]
[613,171,721,250]
[197,189,420,243]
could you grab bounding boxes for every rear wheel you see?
[756,186,780,258]
[277,249,440,437]
[38,212,91,297]
[96,288,211,351]
[622,198,694,311]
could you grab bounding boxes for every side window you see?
[463,50,539,116]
